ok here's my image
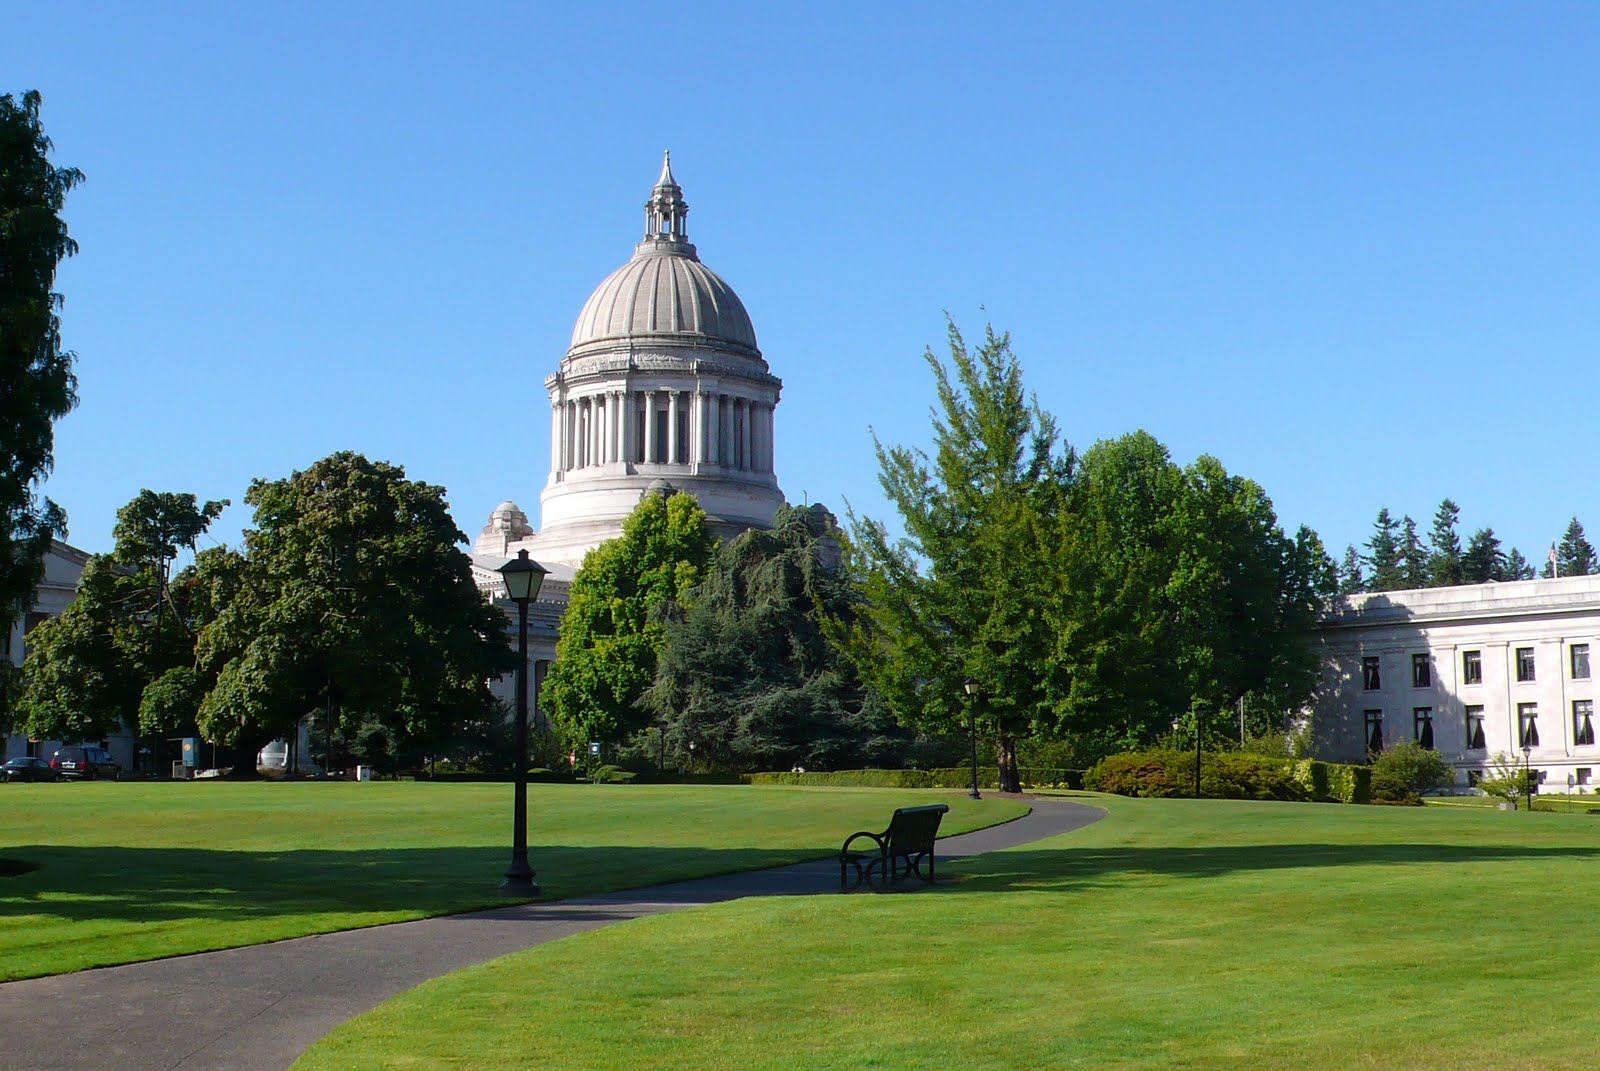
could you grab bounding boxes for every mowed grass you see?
[0,781,1024,981]
[299,794,1600,1071]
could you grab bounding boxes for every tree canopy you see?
[644,503,907,771]
[542,490,715,750]
[0,90,81,721]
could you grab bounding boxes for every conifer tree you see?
[1556,517,1597,577]
[1426,499,1464,588]
[1338,545,1366,595]
[1399,515,1427,589]
[1364,508,1403,591]
[1462,528,1507,583]
[1506,548,1537,580]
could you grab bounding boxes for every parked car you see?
[1,756,58,782]
[50,745,120,780]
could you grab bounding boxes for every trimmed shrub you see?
[1327,763,1372,805]
[591,764,637,784]
[1293,759,1331,801]
[743,767,1082,790]
[1085,750,1308,801]
[1370,742,1455,804]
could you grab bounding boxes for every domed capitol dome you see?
[474,154,784,571]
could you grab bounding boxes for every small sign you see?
[181,738,198,768]
[589,741,602,756]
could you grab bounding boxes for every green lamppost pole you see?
[498,549,548,895]
[963,677,981,800]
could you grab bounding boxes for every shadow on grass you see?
[0,844,835,925]
[943,841,1600,893]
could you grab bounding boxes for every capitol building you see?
[467,156,786,679]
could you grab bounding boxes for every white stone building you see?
[468,155,786,712]
[1311,576,1600,794]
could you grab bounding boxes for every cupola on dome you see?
[568,153,759,359]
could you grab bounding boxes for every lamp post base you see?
[969,790,982,800]
[501,858,540,897]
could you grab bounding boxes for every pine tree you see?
[1462,527,1507,583]
[1399,515,1427,589]
[1506,548,1537,581]
[1426,499,1464,588]
[1364,508,1403,591]
[1557,517,1598,577]
[1338,544,1366,595]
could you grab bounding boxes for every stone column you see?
[668,390,680,465]
[708,392,721,466]
[741,398,753,471]
[551,397,563,476]
[614,390,625,463]
[644,390,657,464]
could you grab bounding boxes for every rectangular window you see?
[1465,705,1486,750]
[1411,654,1431,688]
[1467,770,1482,787]
[1364,710,1384,755]
[1519,703,1540,748]
[1580,768,1592,787]
[1362,657,1381,691]
[1517,647,1536,683]
[1573,644,1591,680]
[1463,650,1482,686]
[1575,700,1595,747]
[1413,707,1434,750]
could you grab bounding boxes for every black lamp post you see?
[963,677,981,800]
[1523,740,1534,813]
[498,549,548,896]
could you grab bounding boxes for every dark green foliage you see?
[1399,515,1427,589]
[590,764,637,784]
[1555,517,1597,577]
[1505,547,1537,580]
[1292,759,1331,801]
[742,766,1081,789]
[1083,749,1307,801]
[1326,762,1372,805]
[645,504,908,772]
[0,90,82,725]
[1364,508,1403,591]
[196,452,512,773]
[1427,499,1464,587]
[544,491,715,750]
[1462,527,1508,583]
[1370,741,1455,803]
[1338,544,1366,595]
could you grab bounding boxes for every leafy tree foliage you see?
[1462,527,1508,584]
[1554,517,1597,578]
[1427,499,1464,588]
[1364,508,1403,591]
[18,491,228,750]
[543,490,715,749]
[644,504,908,771]
[0,90,82,723]
[196,452,511,774]
[837,321,1073,792]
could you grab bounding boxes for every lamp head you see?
[963,677,979,696]
[498,549,549,603]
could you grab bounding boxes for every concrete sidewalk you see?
[0,798,1103,1071]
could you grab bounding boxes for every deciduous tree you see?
[0,90,82,726]
[543,490,715,750]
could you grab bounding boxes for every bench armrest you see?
[840,830,887,855]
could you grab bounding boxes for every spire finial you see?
[643,152,689,246]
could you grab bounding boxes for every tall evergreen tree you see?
[1462,527,1507,583]
[1506,547,1537,581]
[1338,544,1366,595]
[1364,508,1403,591]
[0,90,82,727]
[1426,499,1464,588]
[1399,515,1427,589]
[1556,517,1598,577]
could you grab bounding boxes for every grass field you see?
[0,781,1024,981]
[297,793,1600,1071]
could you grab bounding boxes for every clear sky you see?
[7,2,1598,568]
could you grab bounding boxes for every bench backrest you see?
[884,804,949,855]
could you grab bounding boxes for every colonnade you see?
[551,387,775,475]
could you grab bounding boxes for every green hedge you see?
[1084,750,1309,802]
[743,767,1084,790]
[1326,763,1372,805]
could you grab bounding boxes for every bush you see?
[1326,763,1372,805]
[742,767,1081,790]
[1370,742,1455,804]
[1085,750,1311,802]
[1083,752,1187,797]
[591,764,637,784]
[1293,759,1330,801]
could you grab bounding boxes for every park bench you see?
[838,803,950,892]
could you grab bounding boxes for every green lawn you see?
[0,781,1024,981]
[298,793,1600,1070]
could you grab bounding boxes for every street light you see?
[963,677,981,800]
[498,548,548,896]
[688,739,696,775]
[1522,739,1534,813]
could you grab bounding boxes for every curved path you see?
[1,798,1102,1071]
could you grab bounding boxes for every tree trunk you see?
[224,724,273,779]
[997,731,1022,793]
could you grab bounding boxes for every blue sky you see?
[8,3,1598,568]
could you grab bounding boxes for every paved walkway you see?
[1,798,1103,1071]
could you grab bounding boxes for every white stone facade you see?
[472,153,783,578]
[1311,576,1600,794]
